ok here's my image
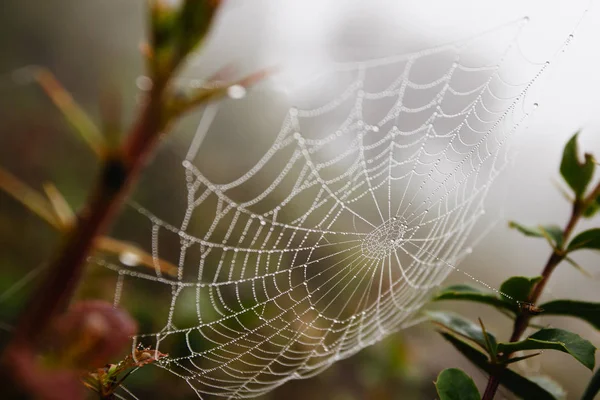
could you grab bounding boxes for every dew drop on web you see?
[227,84,247,99]
[119,251,141,267]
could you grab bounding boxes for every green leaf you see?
[427,311,497,354]
[150,2,179,52]
[539,299,600,330]
[499,276,542,303]
[149,0,220,75]
[567,228,600,253]
[582,367,600,400]
[560,132,595,198]
[508,222,564,247]
[509,221,546,238]
[176,0,220,57]
[503,352,542,365]
[432,284,516,313]
[439,331,490,367]
[497,328,596,370]
[583,197,600,218]
[439,333,556,400]
[540,225,566,248]
[528,376,567,400]
[435,368,480,400]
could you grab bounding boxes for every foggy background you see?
[1,1,600,399]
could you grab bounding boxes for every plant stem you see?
[482,182,600,400]
[2,79,168,368]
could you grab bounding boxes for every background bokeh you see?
[1,1,600,399]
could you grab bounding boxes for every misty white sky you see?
[198,0,600,170]
[197,0,600,258]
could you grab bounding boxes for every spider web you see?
[92,18,567,399]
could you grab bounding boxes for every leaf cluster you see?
[433,133,600,399]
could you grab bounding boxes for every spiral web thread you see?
[92,18,568,399]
